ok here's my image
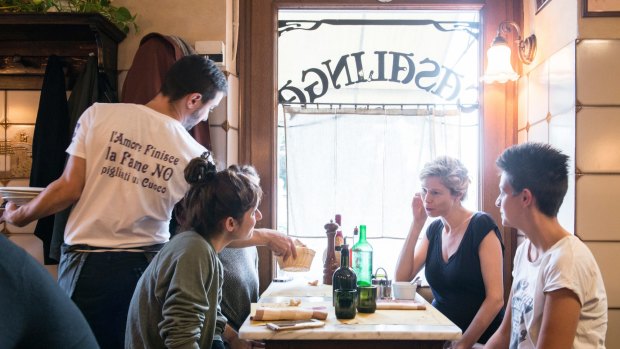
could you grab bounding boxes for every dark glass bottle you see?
[352,224,373,287]
[332,241,357,319]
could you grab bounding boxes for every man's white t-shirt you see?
[510,235,607,349]
[64,103,207,248]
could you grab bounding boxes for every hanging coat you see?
[29,55,71,264]
[49,55,119,263]
[121,32,212,149]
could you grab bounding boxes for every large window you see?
[276,9,481,281]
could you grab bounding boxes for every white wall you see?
[520,0,620,346]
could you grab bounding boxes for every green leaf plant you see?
[0,0,138,34]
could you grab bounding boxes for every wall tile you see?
[228,75,239,128]
[210,126,227,169]
[577,40,620,106]
[549,108,576,174]
[518,129,527,144]
[528,119,549,143]
[576,175,620,241]
[210,96,227,125]
[549,42,576,115]
[6,91,39,124]
[228,128,239,165]
[585,242,620,308]
[518,75,529,131]
[576,107,620,173]
[527,60,549,124]
[558,174,575,234]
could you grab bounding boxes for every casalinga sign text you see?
[279,50,475,108]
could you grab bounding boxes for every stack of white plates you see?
[0,187,45,206]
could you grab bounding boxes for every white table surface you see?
[239,278,462,341]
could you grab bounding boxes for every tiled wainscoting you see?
[518,39,620,347]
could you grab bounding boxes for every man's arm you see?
[2,155,85,227]
[226,228,298,260]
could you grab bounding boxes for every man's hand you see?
[261,229,298,261]
[226,228,298,261]
[1,201,25,227]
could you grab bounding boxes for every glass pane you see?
[277,9,480,280]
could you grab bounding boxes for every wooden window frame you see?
[238,0,519,299]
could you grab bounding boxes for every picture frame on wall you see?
[536,0,552,14]
[583,0,620,16]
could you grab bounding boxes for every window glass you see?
[277,9,480,281]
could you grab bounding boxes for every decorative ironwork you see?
[278,19,479,39]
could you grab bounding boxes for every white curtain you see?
[282,105,479,239]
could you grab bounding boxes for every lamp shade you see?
[481,43,519,84]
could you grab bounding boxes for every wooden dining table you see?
[238,278,462,349]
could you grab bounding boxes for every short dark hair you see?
[160,55,228,103]
[496,142,569,217]
[177,154,262,238]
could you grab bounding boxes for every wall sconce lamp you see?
[481,21,537,84]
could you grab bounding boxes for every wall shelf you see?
[0,13,126,90]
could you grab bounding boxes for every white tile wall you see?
[528,119,549,143]
[576,175,620,241]
[523,15,619,349]
[209,97,227,125]
[527,60,549,124]
[549,42,575,116]
[585,242,620,308]
[209,74,239,167]
[517,129,527,144]
[228,75,239,129]
[550,108,576,173]
[576,40,620,105]
[576,107,620,173]
[228,128,239,165]
[210,127,228,170]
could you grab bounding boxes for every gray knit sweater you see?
[219,247,259,330]
[125,231,226,349]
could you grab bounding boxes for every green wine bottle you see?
[352,225,373,287]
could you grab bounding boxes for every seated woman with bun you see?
[126,152,264,349]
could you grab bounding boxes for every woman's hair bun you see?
[185,151,217,185]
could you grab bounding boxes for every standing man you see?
[486,142,607,349]
[2,55,227,349]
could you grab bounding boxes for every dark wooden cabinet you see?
[0,13,125,90]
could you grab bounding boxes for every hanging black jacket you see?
[29,55,71,264]
[49,55,118,263]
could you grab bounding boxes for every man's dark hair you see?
[160,54,228,103]
[496,142,569,217]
